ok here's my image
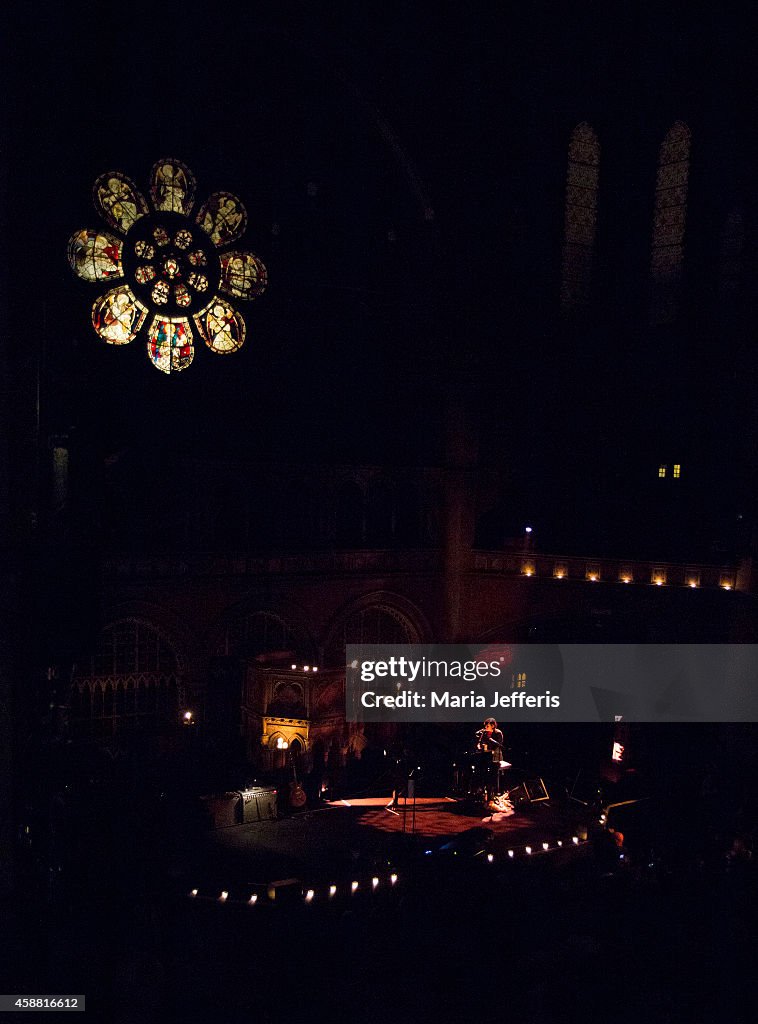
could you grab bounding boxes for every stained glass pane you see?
[152,280,170,305]
[70,159,262,374]
[93,172,148,234]
[91,286,147,345]
[219,251,268,300]
[561,123,600,311]
[650,122,690,324]
[147,316,194,374]
[188,271,208,292]
[150,158,196,215]
[68,229,124,282]
[196,192,248,247]
[194,297,246,354]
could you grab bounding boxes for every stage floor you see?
[190,795,594,892]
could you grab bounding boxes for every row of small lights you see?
[522,566,733,590]
[436,835,585,864]
[290,664,318,672]
[188,836,590,905]
[189,872,399,905]
[488,835,585,861]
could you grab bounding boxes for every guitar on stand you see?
[289,754,307,810]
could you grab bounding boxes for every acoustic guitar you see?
[289,759,307,809]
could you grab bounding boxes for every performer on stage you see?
[475,718,505,802]
[476,718,504,760]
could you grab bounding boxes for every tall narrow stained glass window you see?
[68,160,267,374]
[560,123,600,312]
[650,122,691,324]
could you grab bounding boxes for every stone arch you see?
[96,600,196,675]
[71,616,184,740]
[212,600,317,661]
[322,591,429,666]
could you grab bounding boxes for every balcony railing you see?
[101,546,740,592]
[473,551,739,591]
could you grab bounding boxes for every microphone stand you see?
[402,766,418,835]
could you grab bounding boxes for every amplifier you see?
[200,792,241,828]
[239,787,278,823]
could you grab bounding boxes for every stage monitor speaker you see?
[509,778,549,805]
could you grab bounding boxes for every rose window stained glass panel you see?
[93,172,148,234]
[150,158,196,215]
[195,298,246,354]
[126,214,221,317]
[91,286,147,345]
[152,280,170,305]
[197,192,248,247]
[147,317,194,374]
[68,229,123,282]
[188,271,208,292]
[220,252,268,299]
[69,158,267,371]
